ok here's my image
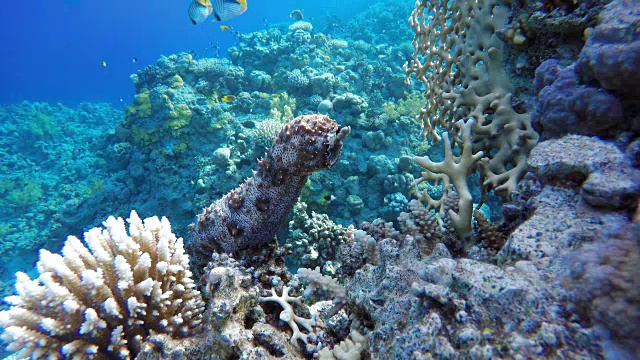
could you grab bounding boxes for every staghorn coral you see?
[188,115,350,267]
[0,211,205,359]
[413,120,483,244]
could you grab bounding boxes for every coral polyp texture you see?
[188,115,350,264]
[404,0,539,240]
[0,211,205,359]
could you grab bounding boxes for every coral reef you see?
[532,61,624,137]
[0,102,122,300]
[562,223,640,357]
[532,0,640,138]
[286,202,353,274]
[1,0,639,358]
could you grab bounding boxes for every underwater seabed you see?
[1,0,640,358]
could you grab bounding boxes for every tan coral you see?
[474,210,508,256]
[414,119,483,242]
[405,0,539,241]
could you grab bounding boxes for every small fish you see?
[290,9,303,21]
[221,95,236,103]
[220,25,231,31]
[189,0,213,25]
[101,60,107,68]
[132,57,138,64]
[272,93,282,99]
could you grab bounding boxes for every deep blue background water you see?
[0,0,369,106]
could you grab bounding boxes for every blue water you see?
[0,0,369,106]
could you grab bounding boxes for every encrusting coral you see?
[0,211,205,359]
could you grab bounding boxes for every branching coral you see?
[318,330,366,360]
[0,211,205,359]
[287,202,353,272]
[296,267,347,317]
[404,0,539,241]
[259,286,316,345]
[269,92,297,123]
[413,119,483,242]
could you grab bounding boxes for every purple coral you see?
[562,223,640,357]
[575,0,640,102]
[532,61,624,138]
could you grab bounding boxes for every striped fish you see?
[188,0,213,25]
[212,0,247,22]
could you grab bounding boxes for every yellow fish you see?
[189,0,213,25]
[221,95,236,103]
[212,0,247,21]
[189,0,247,24]
[220,25,231,31]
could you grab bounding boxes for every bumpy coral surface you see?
[189,115,350,263]
[563,223,640,357]
[576,0,640,101]
[0,211,205,359]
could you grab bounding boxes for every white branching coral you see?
[296,267,347,317]
[259,286,317,345]
[0,211,205,359]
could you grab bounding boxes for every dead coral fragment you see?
[259,286,317,345]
